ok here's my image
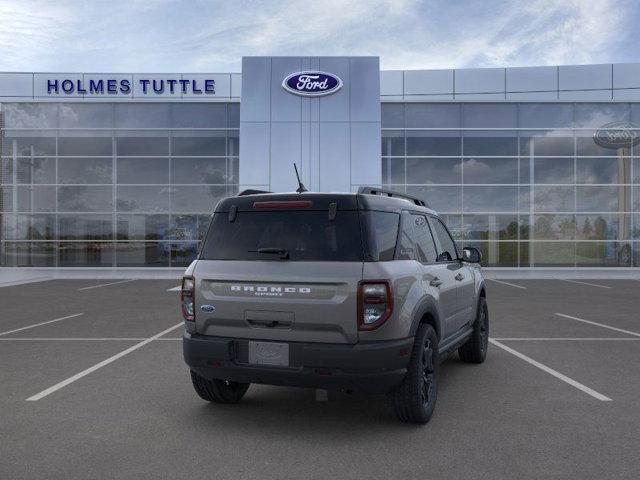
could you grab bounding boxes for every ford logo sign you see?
[282,71,343,97]
[593,121,640,149]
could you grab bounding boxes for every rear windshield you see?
[201,209,401,262]
[201,211,364,261]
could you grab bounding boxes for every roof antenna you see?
[293,163,308,193]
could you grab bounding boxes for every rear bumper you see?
[183,333,414,394]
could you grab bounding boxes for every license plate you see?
[248,341,289,367]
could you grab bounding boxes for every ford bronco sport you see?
[182,187,488,423]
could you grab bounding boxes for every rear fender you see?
[409,295,442,341]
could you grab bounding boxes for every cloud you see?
[0,0,636,72]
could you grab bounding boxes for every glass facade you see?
[382,103,640,267]
[0,102,239,267]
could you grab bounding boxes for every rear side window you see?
[428,217,458,262]
[201,211,363,261]
[361,211,399,261]
[412,214,438,263]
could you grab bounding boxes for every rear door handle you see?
[429,278,443,287]
[455,273,464,281]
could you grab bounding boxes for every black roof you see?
[214,189,437,215]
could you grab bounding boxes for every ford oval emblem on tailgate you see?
[200,304,216,312]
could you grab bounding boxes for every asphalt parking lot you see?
[1,278,639,479]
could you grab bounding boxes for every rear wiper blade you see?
[248,247,290,259]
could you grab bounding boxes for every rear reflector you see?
[253,200,313,209]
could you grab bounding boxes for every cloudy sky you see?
[0,0,637,72]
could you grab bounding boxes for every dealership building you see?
[1,56,640,269]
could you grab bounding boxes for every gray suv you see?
[182,187,488,423]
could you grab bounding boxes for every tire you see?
[391,324,438,424]
[458,297,489,364]
[190,370,250,404]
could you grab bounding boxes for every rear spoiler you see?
[357,186,429,208]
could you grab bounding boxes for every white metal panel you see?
[613,63,640,89]
[506,66,556,92]
[319,123,350,192]
[559,64,611,91]
[612,89,640,101]
[271,57,302,122]
[270,122,302,192]
[558,90,612,100]
[349,57,380,122]
[351,122,381,186]
[0,73,33,97]
[404,69,453,95]
[239,122,271,185]
[454,93,505,100]
[319,57,350,122]
[240,57,271,122]
[380,70,403,96]
[506,91,558,100]
[455,68,504,94]
[231,74,242,98]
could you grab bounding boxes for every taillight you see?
[357,280,393,331]
[181,276,195,321]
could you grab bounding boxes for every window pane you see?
[58,137,113,156]
[171,185,227,212]
[58,186,113,212]
[465,241,518,267]
[171,104,227,128]
[59,104,113,128]
[58,214,113,240]
[462,157,517,184]
[464,186,518,212]
[381,130,404,156]
[463,136,518,156]
[520,133,574,156]
[114,104,171,128]
[2,242,57,266]
[518,104,573,128]
[576,186,622,212]
[574,103,630,128]
[382,103,404,128]
[227,130,239,157]
[406,186,461,212]
[576,135,620,156]
[406,104,460,128]
[462,214,519,240]
[533,242,575,266]
[16,157,56,184]
[116,137,168,156]
[117,158,169,184]
[406,131,461,156]
[534,186,574,212]
[171,134,226,156]
[406,158,461,184]
[1,158,12,183]
[364,211,399,261]
[534,158,574,184]
[3,104,58,128]
[116,214,169,241]
[533,215,576,240]
[58,158,112,184]
[14,214,55,240]
[397,213,417,260]
[10,136,56,156]
[116,186,170,212]
[169,215,200,241]
[382,158,405,184]
[463,104,517,128]
[116,242,170,267]
[576,157,626,184]
[171,158,228,184]
[575,214,629,240]
[17,185,56,212]
[59,242,114,266]
[412,215,437,263]
[576,242,631,267]
[171,242,199,267]
[228,103,240,127]
[1,186,12,211]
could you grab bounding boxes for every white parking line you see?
[78,279,137,291]
[26,322,183,401]
[489,338,612,401]
[167,286,182,292]
[487,279,527,290]
[493,337,640,341]
[0,313,84,337]
[558,279,611,289]
[555,313,640,337]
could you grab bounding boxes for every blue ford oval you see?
[282,71,343,97]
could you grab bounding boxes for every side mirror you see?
[462,247,482,264]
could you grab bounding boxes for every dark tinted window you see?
[201,211,363,261]
[428,217,458,262]
[412,214,437,263]
[362,211,399,261]
[397,213,417,260]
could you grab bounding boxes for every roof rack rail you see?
[357,186,429,208]
[238,189,272,196]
